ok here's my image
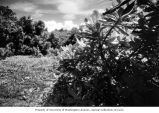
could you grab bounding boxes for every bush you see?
[46,0,159,106]
[32,47,43,57]
[0,48,6,59]
[47,48,59,56]
[20,45,34,55]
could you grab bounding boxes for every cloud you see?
[10,2,37,12]
[63,20,78,30]
[32,0,60,5]
[56,0,84,20]
[32,0,92,20]
[45,20,63,32]
[57,0,82,14]
[63,14,76,20]
[32,9,58,19]
[44,20,78,32]
[31,10,43,18]
[8,0,112,25]
[9,1,59,19]
[9,1,43,18]
[55,0,111,20]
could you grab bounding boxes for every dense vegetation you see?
[1,0,159,106]
[0,6,77,58]
[45,0,159,106]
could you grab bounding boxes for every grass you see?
[0,55,60,107]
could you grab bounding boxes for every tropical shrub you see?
[46,0,159,106]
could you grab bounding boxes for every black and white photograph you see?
[0,0,159,111]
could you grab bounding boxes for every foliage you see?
[0,6,61,57]
[0,5,80,58]
[47,0,159,106]
[0,48,6,59]
[52,30,70,46]
[18,16,35,35]
[47,32,59,49]
[47,48,59,56]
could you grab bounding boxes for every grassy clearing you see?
[0,55,59,106]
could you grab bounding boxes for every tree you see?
[47,32,59,48]
[0,5,24,55]
[35,20,45,36]
[18,16,35,35]
[0,6,16,21]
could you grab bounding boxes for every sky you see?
[1,0,112,32]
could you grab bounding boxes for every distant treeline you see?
[0,6,79,58]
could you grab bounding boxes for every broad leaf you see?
[121,1,135,16]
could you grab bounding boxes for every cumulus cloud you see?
[44,20,78,32]
[63,14,76,20]
[32,0,106,20]
[32,0,60,5]
[63,21,78,30]
[56,0,85,20]
[57,0,111,20]
[31,10,43,18]
[8,0,112,25]
[45,21,63,32]
[9,1,58,19]
[10,2,37,12]
[57,0,83,14]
